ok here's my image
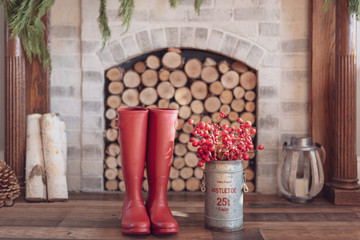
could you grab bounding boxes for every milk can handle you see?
[315,142,326,165]
[243,171,249,193]
[200,172,206,192]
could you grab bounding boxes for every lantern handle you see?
[315,143,326,165]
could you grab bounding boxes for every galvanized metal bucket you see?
[202,160,246,232]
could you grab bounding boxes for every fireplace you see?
[47,0,309,193]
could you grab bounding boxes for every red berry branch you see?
[188,112,264,167]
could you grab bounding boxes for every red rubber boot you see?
[117,108,150,235]
[146,108,179,235]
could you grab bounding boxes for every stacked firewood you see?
[104,48,257,192]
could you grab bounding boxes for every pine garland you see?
[324,0,360,19]
[1,0,54,70]
[118,0,135,33]
[98,0,111,48]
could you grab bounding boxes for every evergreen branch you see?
[348,0,360,19]
[98,0,111,47]
[194,0,202,15]
[170,0,183,8]
[323,0,332,12]
[118,0,134,33]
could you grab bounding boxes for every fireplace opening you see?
[103,48,258,192]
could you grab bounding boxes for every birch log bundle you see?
[25,113,68,201]
[104,48,257,192]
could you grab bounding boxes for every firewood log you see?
[156,99,168,108]
[228,111,239,122]
[25,114,47,201]
[142,179,149,192]
[184,152,198,168]
[187,141,199,152]
[40,113,68,201]
[231,99,245,112]
[231,121,240,129]
[157,81,175,99]
[218,60,230,74]
[245,102,256,112]
[119,180,126,192]
[177,119,184,130]
[134,61,146,73]
[240,112,256,124]
[159,68,170,81]
[175,87,192,105]
[171,178,185,192]
[174,143,187,157]
[143,169,147,179]
[184,58,202,78]
[231,61,248,73]
[201,115,212,124]
[190,114,201,124]
[139,87,158,105]
[106,67,123,81]
[106,95,122,109]
[105,128,118,142]
[118,168,124,180]
[220,90,233,104]
[169,70,187,87]
[233,86,245,99]
[169,167,180,180]
[169,102,180,109]
[122,89,140,107]
[219,119,230,128]
[190,81,208,100]
[123,70,141,88]
[105,156,118,169]
[179,133,190,144]
[244,168,255,181]
[244,91,256,101]
[105,168,118,180]
[203,57,217,67]
[209,81,224,95]
[211,112,221,123]
[173,157,185,170]
[106,143,120,157]
[190,100,204,114]
[220,104,231,115]
[108,81,124,95]
[180,167,194,180]
[221,70,239,89]
[248,151,255,159]
[162,52,182,69]
[117,155,122,167]
[182,122,194,134]
[204,96,221,113]
[105,108,117,120]
[110,118,118,129]
[186,177,200,191]
[246,181,255,192]
[141,69,159,87]
[179,105,192,119]
[243,160,249,170]
[106,180,119,191]
[201,66,219,83]
[146,55,161,69]
[240,71,257,90]
[168,47,181,53]
[194,167,204,180]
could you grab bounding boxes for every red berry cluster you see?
[188,113,264,167]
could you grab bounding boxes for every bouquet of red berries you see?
[188,112,263,167]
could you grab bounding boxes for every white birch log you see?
[25,114,47,201]
[41,113,68,201]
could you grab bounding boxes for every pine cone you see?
[0,160,21,207]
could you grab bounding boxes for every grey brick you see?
[51,39,80,54]
[81,177,103,192]
[282,70,308,82]
[256,163,278,178]
[207,29,223,52]
[82,82,103,101]
[257,101,279,115]
[181,0,213,6]
[82,40,101,54]
[136,31,152,53]
[108,40,127,63]
[51,98,81,116]
[82,115,103,130]
[82,131,104,145]
[82,145,103,159]
[67,175,81,192]
[83,71,103,83]
[258,116,279,130]
[246,45,265,68]
[151,28,166,50]
[181,27,195,48]
[258,0,280,7]
[132,9,150,22]
[83,101,103,114]
[50,70,81,86]
[67,161,81,176]
[82,161,104,176]
[50,26,80,39]
[82,54,103,69]
[220,34,238,56]
[233,40,252,62]
[234,8,280,21]
[280,116,308,131]
[194,28,208,50]
[257,148,279,164]
[256,176,278,194]
[149,9,186,22]
[188,9,233,21]
[68,146,81,161]
[262,53,281,68]
[52,55,81,69]
[97,46,116,67]
[281,53,308,69]
[280,102,308,115]
[61,116,81,130]
[122,35,140,58]
[165,27,179,47]
[259,85,278,99]
[51,86,79,98]
[65,130,81,146]
[257,131,279,148]
[281,39,308,52]
[260,23,280,37]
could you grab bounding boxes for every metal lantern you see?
[277,137,326,203]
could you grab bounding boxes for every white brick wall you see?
[49,0,309,193]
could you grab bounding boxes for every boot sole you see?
[122,227,150,235]
[151,227,178,235]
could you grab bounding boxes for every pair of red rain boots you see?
[117,107,179,235]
